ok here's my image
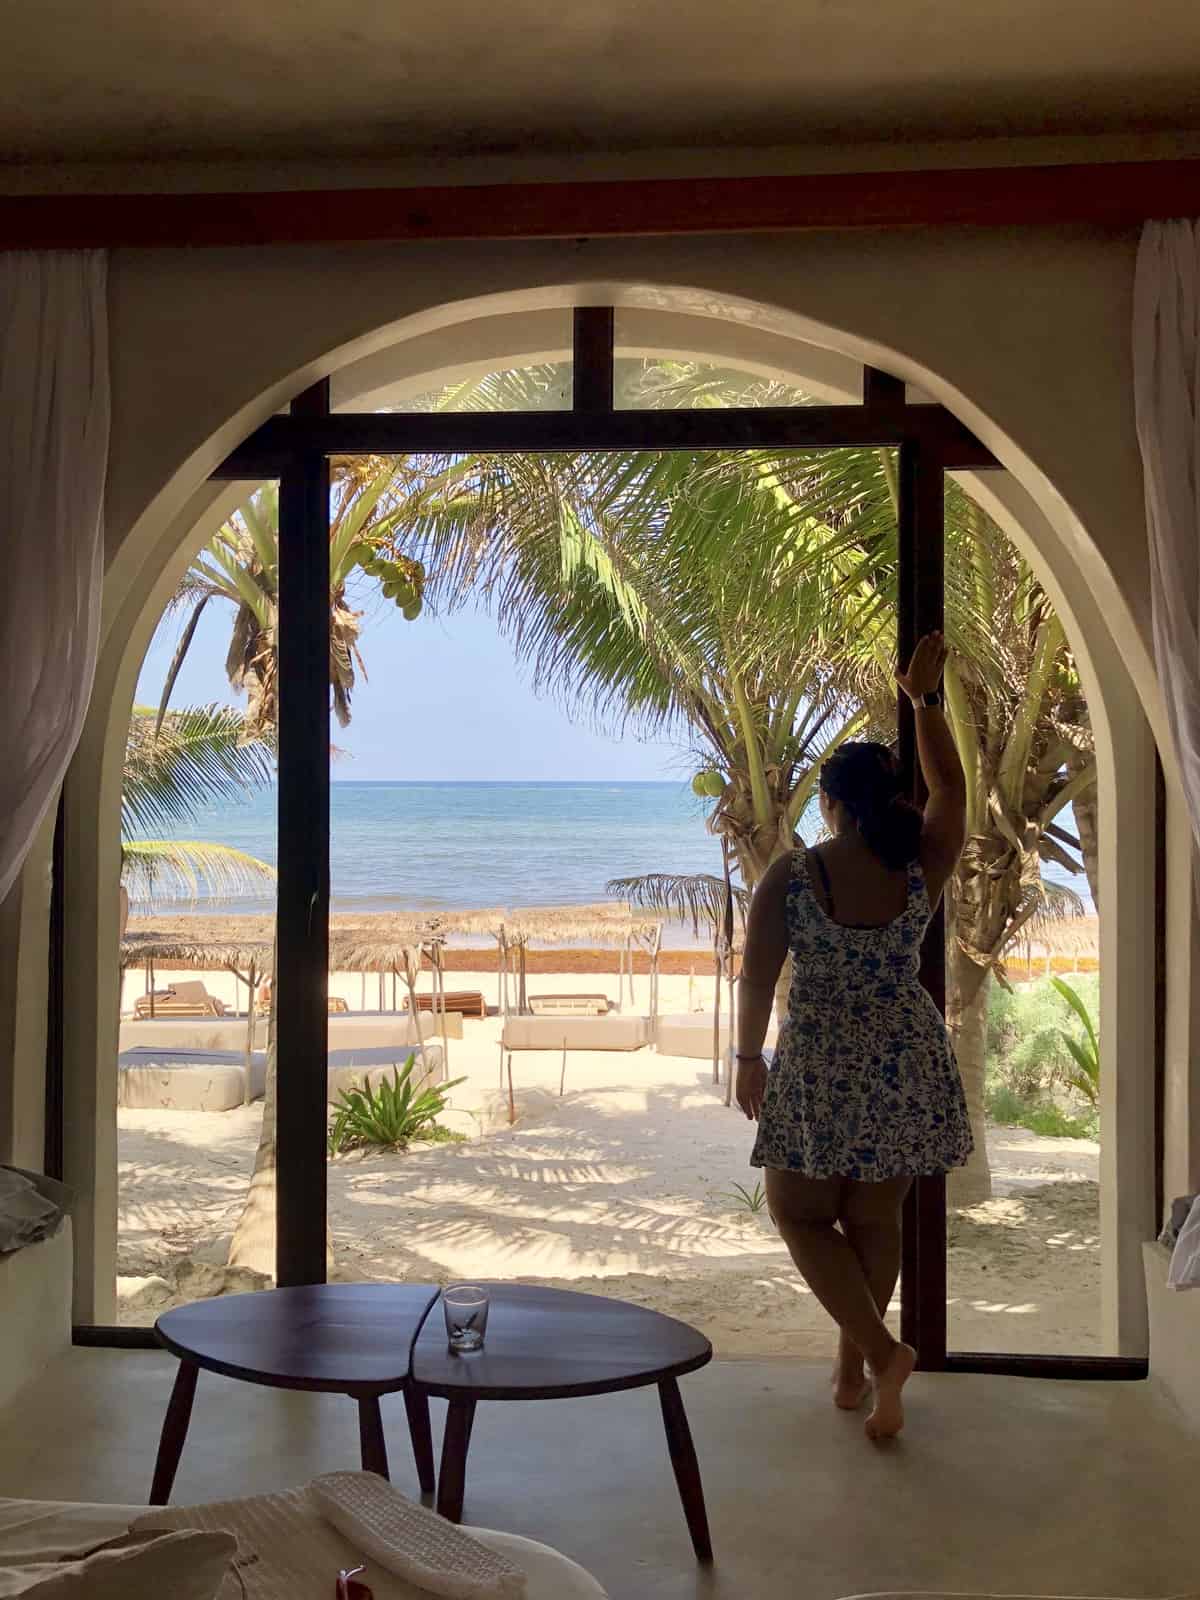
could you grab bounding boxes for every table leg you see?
[658,1378,713,1563]
[436,1396,477,1523]
[403,1385,436,1496]
[149,1360,199,1506]
[358,1395,390,1480]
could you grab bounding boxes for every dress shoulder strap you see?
[809,846,835,919]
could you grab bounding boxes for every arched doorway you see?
[60,280,1159,1374]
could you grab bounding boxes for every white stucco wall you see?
[2,217,1193,1382]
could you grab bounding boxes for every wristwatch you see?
[916,690,942,708]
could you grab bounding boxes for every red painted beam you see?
[3,160,1199,250]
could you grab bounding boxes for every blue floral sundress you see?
[750,848,974,1181]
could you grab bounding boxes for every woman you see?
[735,631,972,1441]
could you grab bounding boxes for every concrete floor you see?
[1,1351,1196,1600]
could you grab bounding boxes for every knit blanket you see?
[134,1472,526,1600]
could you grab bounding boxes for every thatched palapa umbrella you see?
[330,923,454,1070]
[119,933,274,1104]
[607,871,749,1090]
[503,903,663,1016]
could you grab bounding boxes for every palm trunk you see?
[945,944,993,1206]
[228,1025,277,1275]
[1070,766,1100,910]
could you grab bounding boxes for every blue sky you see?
[135,593,686,783]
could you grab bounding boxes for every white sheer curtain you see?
[0,251,109,903]
[1134,220,1200,851]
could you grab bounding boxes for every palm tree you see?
[397,443,894,886]
[937,502,1094,1201]
[391,408,1095,1203]
[121,703,276,930]
[157,469,428,1279]
[160,468,426,737]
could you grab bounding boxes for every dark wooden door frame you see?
[75,306,1148,1377]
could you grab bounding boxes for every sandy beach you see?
[117,962,1101,1356]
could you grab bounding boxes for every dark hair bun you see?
[818,742,922,869]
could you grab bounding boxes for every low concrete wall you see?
[1143,1240,1200,1431]
[0,1220,73,1411]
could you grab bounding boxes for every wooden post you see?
[244,960,257,1107]
[724,946,736,1108]
[517,941,528,1015]
[148,956,155,1018]
[711,943,721,1086]
[688,965,694,1013]
[499,930,509,1018]
[560,1036,567,1097]
[360,971,366,1011]
[434,941,450,1073]
[401,953,428,1078]
[507,1052,516,1126]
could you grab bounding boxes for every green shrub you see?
[986,974,1100,1104]
[985,1082,1098,1141]
[1050,976,1100,1107]
[328,1056,467,1155]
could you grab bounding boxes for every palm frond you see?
[121,840,277,905]
[122,704,275,838]
[606,872,748,938]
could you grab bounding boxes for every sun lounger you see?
[116,1047,267,1111]
[404,990,488,1019]
[133,980,226,1020]
[527,993,610,1017]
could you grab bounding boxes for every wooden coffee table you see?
[411,1283,714,1561]
[149,1283,440,1504]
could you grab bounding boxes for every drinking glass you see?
[443,1284,489,1351]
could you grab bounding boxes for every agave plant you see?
[327,1058,467,1154]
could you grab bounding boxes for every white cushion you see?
[502,1015,646,1051]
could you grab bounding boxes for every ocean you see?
[132,779,1092,924]
[134,781,726,920]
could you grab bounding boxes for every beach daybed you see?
[119,1011,460,1055]
[117,1047,267,1111]
[116,1044,446,1111]
[327,1043,446,1101]
[528,993,610,1016]
[654,1013,778,1059]
[502,1014,648,1051]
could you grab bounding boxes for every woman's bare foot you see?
[865,1342,916,1440]
[832,1360,870,1410]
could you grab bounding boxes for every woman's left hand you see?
[735,1055,767,1121]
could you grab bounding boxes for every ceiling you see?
[7,0,1200,165]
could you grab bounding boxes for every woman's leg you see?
[832,1176,913,1409]
[764,1170,897,1376]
